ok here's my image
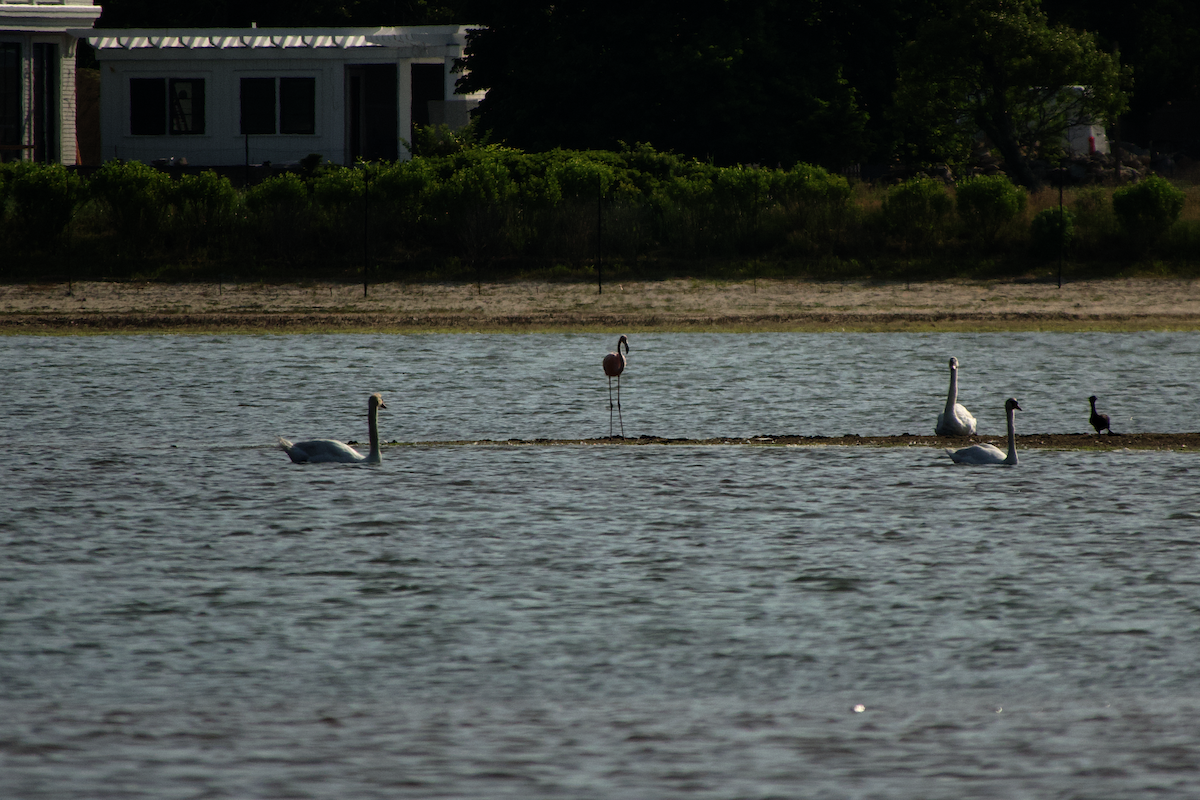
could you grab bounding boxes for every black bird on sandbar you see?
[1088,395,1114,435]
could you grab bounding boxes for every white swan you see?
[279,393,386,464]
[935,357,978,436]
[946,398,1021,465]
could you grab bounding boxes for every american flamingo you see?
[603,335,629,437]
[1089,395,1114,434]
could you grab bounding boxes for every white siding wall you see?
[93,27,484,167]
[100,55,354,166]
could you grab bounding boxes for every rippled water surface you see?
[3,332,1200,799]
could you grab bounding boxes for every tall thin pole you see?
[363,169,370,298]
[1057,170,1064,289]
[597,173,603,295]
[65,216,72,297]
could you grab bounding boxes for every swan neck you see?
[945,367,959,412]
[1005,405,1018,465]
[367,404,381,462]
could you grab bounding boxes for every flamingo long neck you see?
[1004,405,1018,465]
[366,405,381,463]
[945,367,959,414]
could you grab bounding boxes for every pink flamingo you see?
[603,335,629,437]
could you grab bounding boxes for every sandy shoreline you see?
[3,277,1200,332]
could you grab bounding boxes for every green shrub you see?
[956,174,1026,245]
[427,154,521,262]
[408,122,485,158]
[772,164,852,209]
[1029,206,1074,259]
[310,166,366,209]
[172,171,237,226]
[881,176,953,253]
[244,173,311,266]
[1112,175,1185,251]
[548,154,618,200]
[769,164,851,254]
[0,162,15,222]
[6,162,85,245]
[89,160,173,242]
[245,172,308,215]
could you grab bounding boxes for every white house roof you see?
[84,25,478,54]
[0,0,101,32]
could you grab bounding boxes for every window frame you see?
[129,76,206,136]
[240,75,318,136]
[168,78,205,135]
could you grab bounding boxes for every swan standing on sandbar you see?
[946,398,1021,465]
[935,357,978,436]
[279,393,386,464]
[603,335,629,437]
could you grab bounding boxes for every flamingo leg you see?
[608,376,615,437]
[616,375,624,437]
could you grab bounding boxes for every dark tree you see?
[1043,0,1200,147]
[893,0,1128,187]
[456,0,869,169]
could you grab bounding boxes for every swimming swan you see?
[279,393,386,464]
[935,357,978,436]
[946,398,1021,465]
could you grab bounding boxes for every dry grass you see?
[3,277,1199,333]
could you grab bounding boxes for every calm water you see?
[3,332,1200,799]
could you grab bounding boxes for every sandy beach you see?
[2,277,1200,333]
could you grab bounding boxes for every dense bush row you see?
[1,144,1196,284]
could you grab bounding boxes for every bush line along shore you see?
[2,145,1199,287]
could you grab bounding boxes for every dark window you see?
[169,78,204,134]
[280,77,315,134]
[130,77,166,135]
[240,77,276,134]
[0,43,20,160]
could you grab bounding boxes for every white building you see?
[1060,85,1110,156]
[1,0,101,165]
[86,25,483,167]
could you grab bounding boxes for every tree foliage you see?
[1043,0,1200,142]
[894,0,1129,187]
[456,0,869,169]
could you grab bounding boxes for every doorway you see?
[345,64,397,163]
